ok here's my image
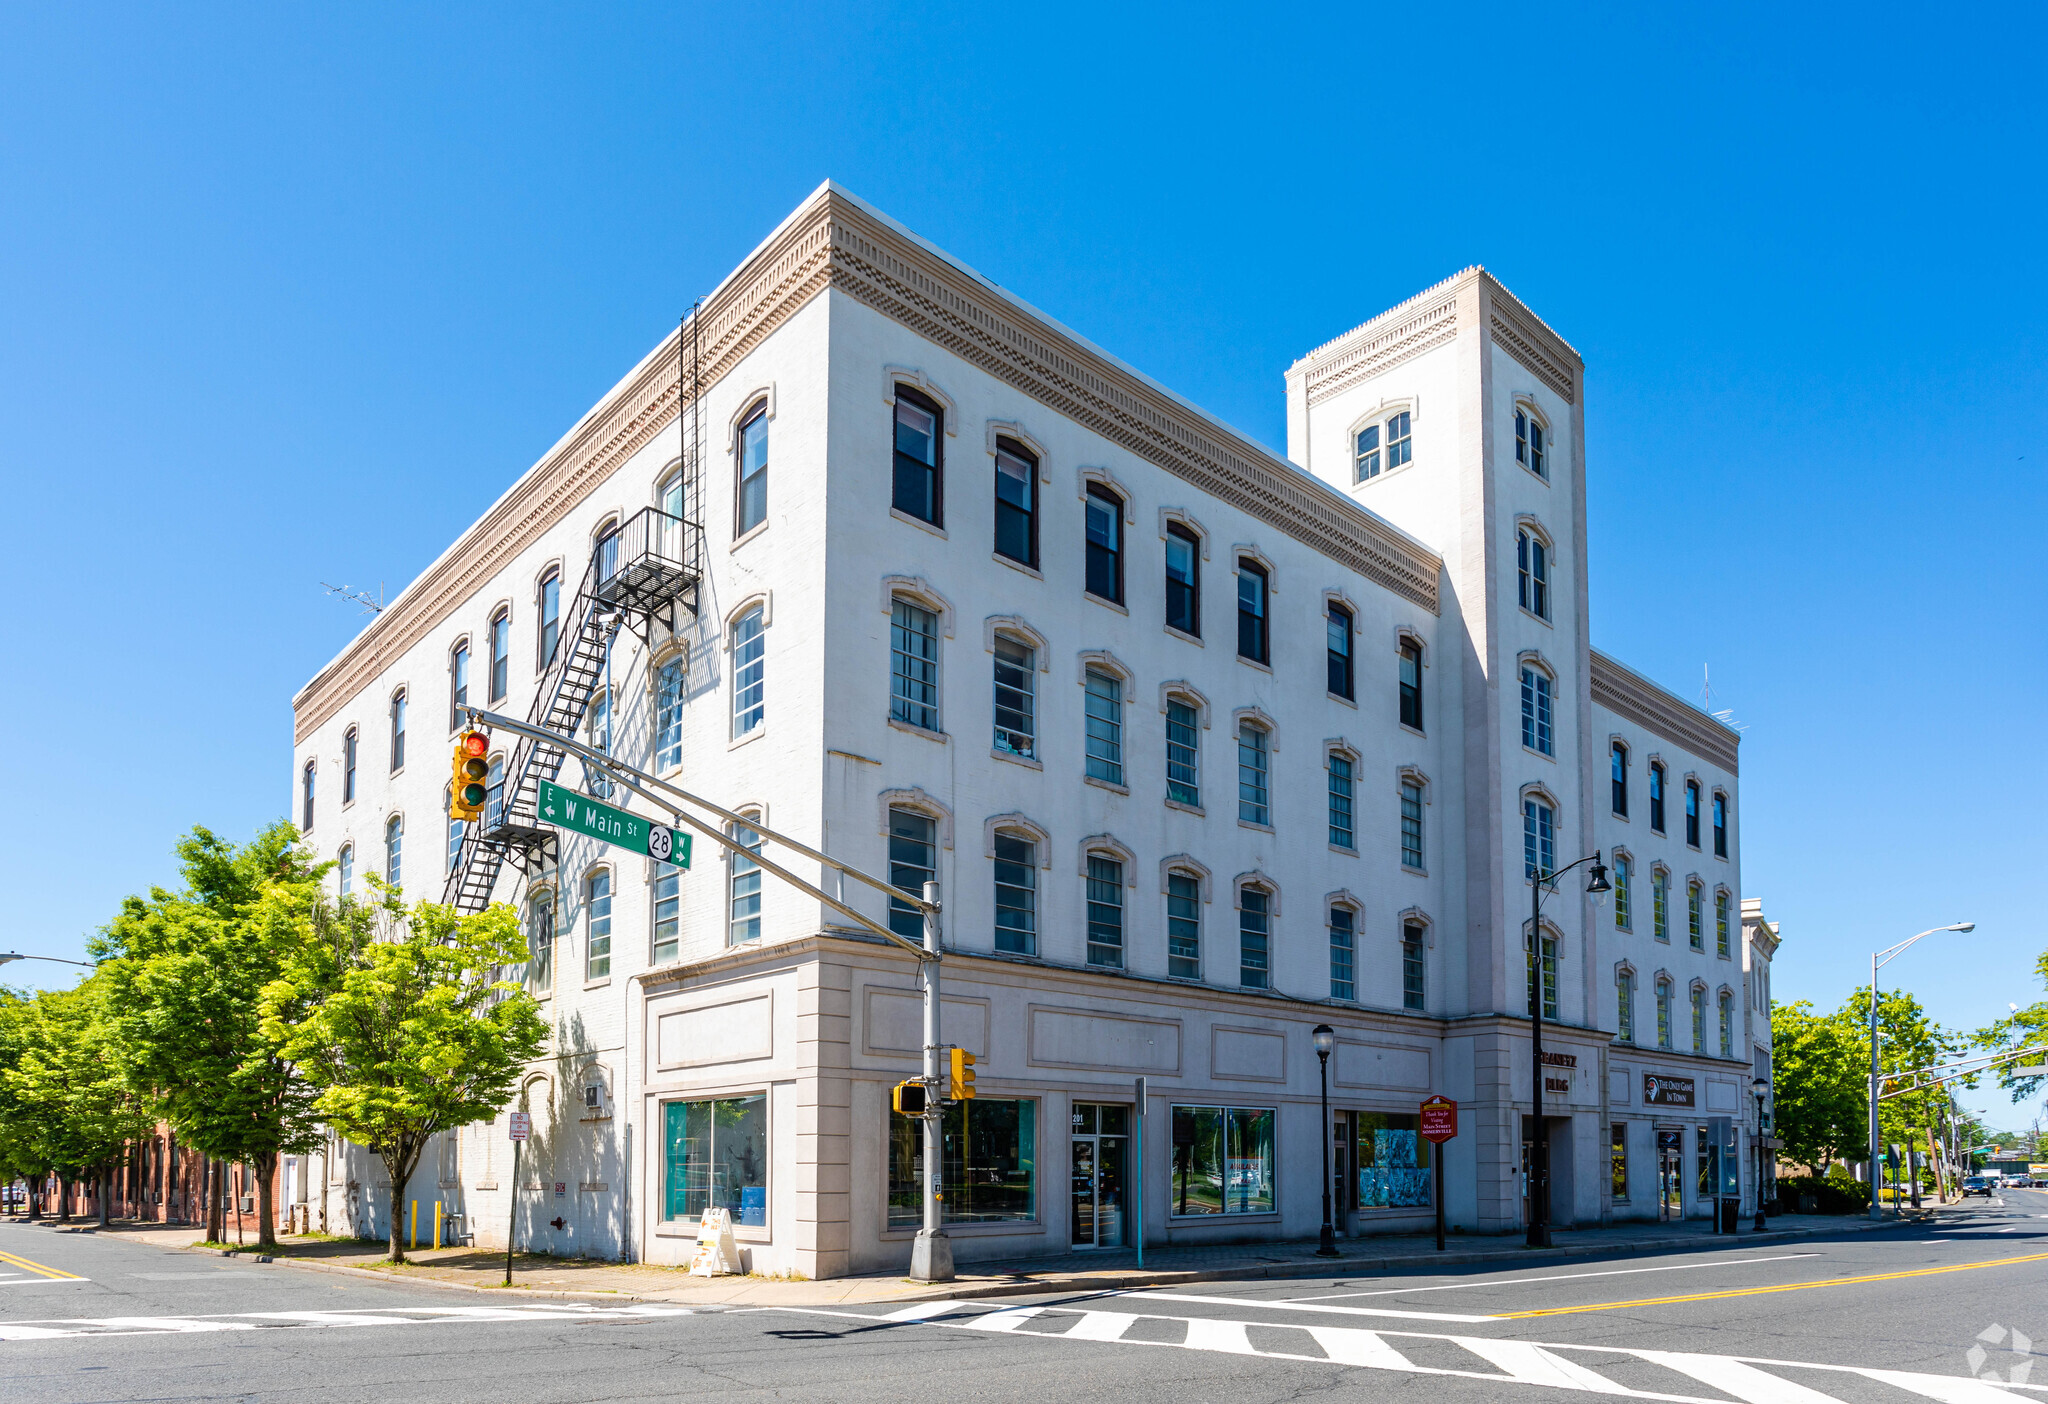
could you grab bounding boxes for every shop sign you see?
[1546,1076,1572,1094]
[1644,1074,1696,1108]
[1419,1095,1457,1143]
[1539,1051,1577,1068]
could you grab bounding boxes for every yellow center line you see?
[0,1248,83,1281]
[1497,1250,2048,1318]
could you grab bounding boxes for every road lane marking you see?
[1287,1254,1822,1300]
[0,1304,693,1341]
[1496,1250,2048,1318]
[0,1250,83,1282]
[1633,1349,1845,1403]
[1106,1290,1498,1322]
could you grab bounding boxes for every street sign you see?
[508,1112,531,1142]
[537,780,691,868]
[1420,1095,1458,1143]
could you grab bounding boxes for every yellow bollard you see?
[435,1202,443,1250]
[410,1200,417,1251]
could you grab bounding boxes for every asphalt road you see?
[5,1190,2047,1402]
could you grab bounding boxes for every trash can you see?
[1718,1196,1740,1234]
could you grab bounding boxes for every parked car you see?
[1963,1176,1993,1197]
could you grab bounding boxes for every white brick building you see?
[291,184,1773,1274]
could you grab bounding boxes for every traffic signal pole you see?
[457,706,958,1282]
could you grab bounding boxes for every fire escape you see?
[443,312,706,914]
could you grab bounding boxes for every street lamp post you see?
[1313,1023,1338,1257]
[1751,1076,1769,1232]
[0,954,96,969]
[1868,923,1974,1221]
[1526,852,1609,1250]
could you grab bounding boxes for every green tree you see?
[1978,944,2048,1110]
[1,979,157,1225]
[0,986,54,1213]
[96,822,327,1249]
[1770,1000,1868,1171]
[261,883,546,1262]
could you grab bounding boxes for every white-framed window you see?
[342,727,358,804]
[337,843,353,897]
[485,755,504,830]
[586,869,612,980]
[887,806,938,941]
[1354,409,1412,482]
[1517,527,1551,620]
[1525,925,1559,1020]
[1166,698,1201,806]
[652,861,681,965]
[1691,984,1707,1053]
[993,831,1038,955]
[1326,601,1354,700]
[1166,870,1202,979]
[384,815,403,890]
[736,401,769,536]
[586,689,613,799]
[450,639,470,732]
[1329,905,1356,1001]
[1716,890,1732,958]
[1327,752,1355,849]
[1613,855,1633,929]
[892,385,943,526]
[654,656,684,770]
[1611,741,1629,816]
[446,804,464,875]
[489,608,511,702]
[300,760,316,832]
[389,690,407,772]
[1238,885,1271,989]
[1514,404,1547,479]
[1084,669,1124,785]
[1402,921,1427,1010]
[1688,881,1705,951]
[1084,484,1124,603]
[1400,777,1426,869]
[1719,989,1735,1058]
[1522,796,1556,879]
[1617,968,1636,1043]
[993,436,1037,568]
[538,569,561,668]
[1235,558,1270,664]
[1520,664,1555,756]
[732,606,765,737]
[1399,637,1424,730]
[1652,867,1671,941]
[992,635,1036,759]
[729,817,763,946]
[890,598,940,731]
[1656,977,1673,1048]
[1713,790,1730,858]
[1085,854,1124,969]
[1237,722,1270,826]
[528,889,555,995]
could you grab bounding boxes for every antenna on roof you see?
[321,581,386,615]
[1700,663,1749,733]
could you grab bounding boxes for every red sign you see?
[1420,1095,1458,1143]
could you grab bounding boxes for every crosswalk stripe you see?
[1181,1318,1256,1354]
[956,1305,1044,1333]
[1851,1368,2036,1404]
[1302,1325,1412,1371]
[1463,1338,1637,1394]
[1631,1350,1844,1403]
[0,1304,693,1341]
[1063,1312,1136,1342]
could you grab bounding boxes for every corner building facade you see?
[291,184,1766,1277]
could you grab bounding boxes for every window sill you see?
[1236,655,1272,674]
[1713,851,1730,862]
[1400,722,1426,740]
[1654,936,1670,944]
[1237,819,1275,834]
[1164,798,1205,818]
[1611,811,1630,823]
[1327,691,1357,710]
[584,977,612,991]
[1085,591,1128,615]
[1523,745,1556,762]
[1329,843,1357,857]
[889,718,948,743]
[1083,775,1130,796]
[730,521,769,553]
[1521,463,1551,488]
[729,727,767,752]
[1401,864,1427,877]
[1520,606,1554,629]
[991,747,1043,770]
[993,552,1042,580]
[890,507,947,539]
[1163,624,1204,648]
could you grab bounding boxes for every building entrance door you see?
[1656,1129,1684,1220]
[1070,1103,1130,1248]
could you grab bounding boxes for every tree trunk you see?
[255,1151,279,1249]
[57,1176,71,1222]
[386,1157,410,1263]
[207,1159,224,1243]
[97,1165,111,1229]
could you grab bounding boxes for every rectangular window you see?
[1611,1124,1628,1200]
[1517,530,1550,619]
[450,644,469,732]
[586,870,612,980]
[663,1094,767,1226]
[889,599,940,731]
[993,438,1036,566]
[1523,798,1556,879]
[528,892,554,995]
[1686,781,1701,847]
[737,405,769,536]
[446,811,464,875]
[343,729,357,804]
[993,833,1037,955]
[1716,892,1731,958]
[485,756,504,830]
[1327,753,1355,849]
[732,607,766,737]
[390,693,406,772]
[1399,640,1423,730]
[301,762,315,832]
[1384,410,1412,470]
[1649,764,1666,832]
[1653,871,1670,941]
[1611,743,1629,816]
[1525,929,1559,1020]
[1084,486,1123,602]
[1713,793,1728,857]
[1354,423,1380,482]
[887,807,937,941]
[992,636,1036,759]
[1521,667,1554,755]
[1235,560,1269,664]
[1400,780,1425,870]
[1692,986,1707,1053]
[1165,525,1200,636]
[1237,724,1270,826]
[539,572,560,667]
[729,821,763,946]
[892,390,941,525]
[1357,1111,1431,1208]
[1326,603,1354,699]
[1720,991,1735,1058]
[585,691,612,800]
[655,657,684,769]
[1614,856,1633,929]
[1166,700,1201,807]
[1329,906,1356,1001]
[1085,856,1124,969]
[385,817,402,889]
[1657,981,1672,1048]
[1166,871,1202,979]
[1618,971,1636,1042]
[1168,1105,1274,1216]
[1238,888,1270,989]
[1083,668,1124,785]
[652,862,681,966]
[338,845,353,897]
[1688,884,1704,951]
[889,1099,1035,1228]
[489,612,510,702]
[1402,922,1426,1010]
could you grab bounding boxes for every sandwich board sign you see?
[688,1206,741,1276]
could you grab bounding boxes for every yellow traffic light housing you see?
[891,1080,927,1116]
[948,1048,977,1101]
[451,730,490,822]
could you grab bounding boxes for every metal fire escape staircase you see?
[443,313,706,914]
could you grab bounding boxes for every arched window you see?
[1085,851,1124,969]
[1691,984,1707,1053]
[993,436,1037,567]
[1719,989,1735,1058]
[1611,741,1629,816]
[594,518,621,588]
[892,385,943,526]
[527,889,555,995]
[654,654,685,770]
[652,856,682,966]
[729,815,763,946]
[887,806,938,940]
[1399,636,1424,730]
[992,633,1036,759]
[1520,663,1555,756]
[736,400,769,536]
[1401,774,1426,870]
[1688,880,1705,951]
[445,793,464,875]
[384,815,403,891]
[1326,750,1356,850]
[732,606,766,737]
[1165,694,1201,807]
[488,609,511,702]
[1652,866,1671,941]
[1613,854,1634,929]
[389,689,407,772]
[1514,404,1548,478]
[1656,977,1673,1048]
[1326,601,1354,699]
[1685,779,1702,847]
[585,868,613,980]
[1649,761,1667,832]
[1165,523,1201,636]
[1617,968,1636,1043]
[538,569,561,667]
[1522,793,1557,879]
[343,726,358,805]
[1401,920,1427,1010]
[585,690,613,800]
[1517,527,1551,620]
[1712,791,1729,857]
[1354,408,1412,482]
[1715,890,1732,958]
[1328,903,1357,1001]
[1237,883,1272,989]
[449,640,470,731]
[1084,668,1124,785]
[1084,485,1123,603]
[1236,721,1271,826]
[1235,557,1269,664]
[1525,924,1559,1020]
[1166,869,1202,979]
[337,843,353,898]
[300,760,316,832]
[993,830,1038,955]
[890,596,940,731]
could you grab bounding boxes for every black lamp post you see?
[1526,851,1609,1250]
[1751,1076,1770,1231]
[1314,1023,1338,1257]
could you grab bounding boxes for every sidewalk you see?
[17,1206,1942,1310]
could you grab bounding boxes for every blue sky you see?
[3,4,2041,1125]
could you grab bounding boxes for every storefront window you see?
[663,1095,768,1226]
[888,1099,1036,1229]
[1170,1105,1276,1216]
[1356,1112,1431,1208]
[1611,1124,1628,1200]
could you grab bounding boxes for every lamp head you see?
[1585,856,1610,897]
[1311,1023,1336,1057]
[0,954,19,967]
[1952,922,1976,934]
[1751,1076,1768,1097]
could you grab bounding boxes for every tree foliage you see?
[1977,944,2048,1108]
[0,977,157,1221]
[1771,1000,1868,1170]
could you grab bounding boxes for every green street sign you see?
[537,780,691,869]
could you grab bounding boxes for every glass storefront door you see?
[1657,1128,1684,1220]
[1070,1103,1129,1248]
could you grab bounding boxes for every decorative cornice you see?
[1297,292,1460,409]
[1590,651,1740,774]
[1489,307,1576,405]
[295,187,1444,743]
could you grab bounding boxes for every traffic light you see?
[948,1048,977,1101]
[451,730,490,822]
[891,1080,927,1116]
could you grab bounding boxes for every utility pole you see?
[911,882,949,1282]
